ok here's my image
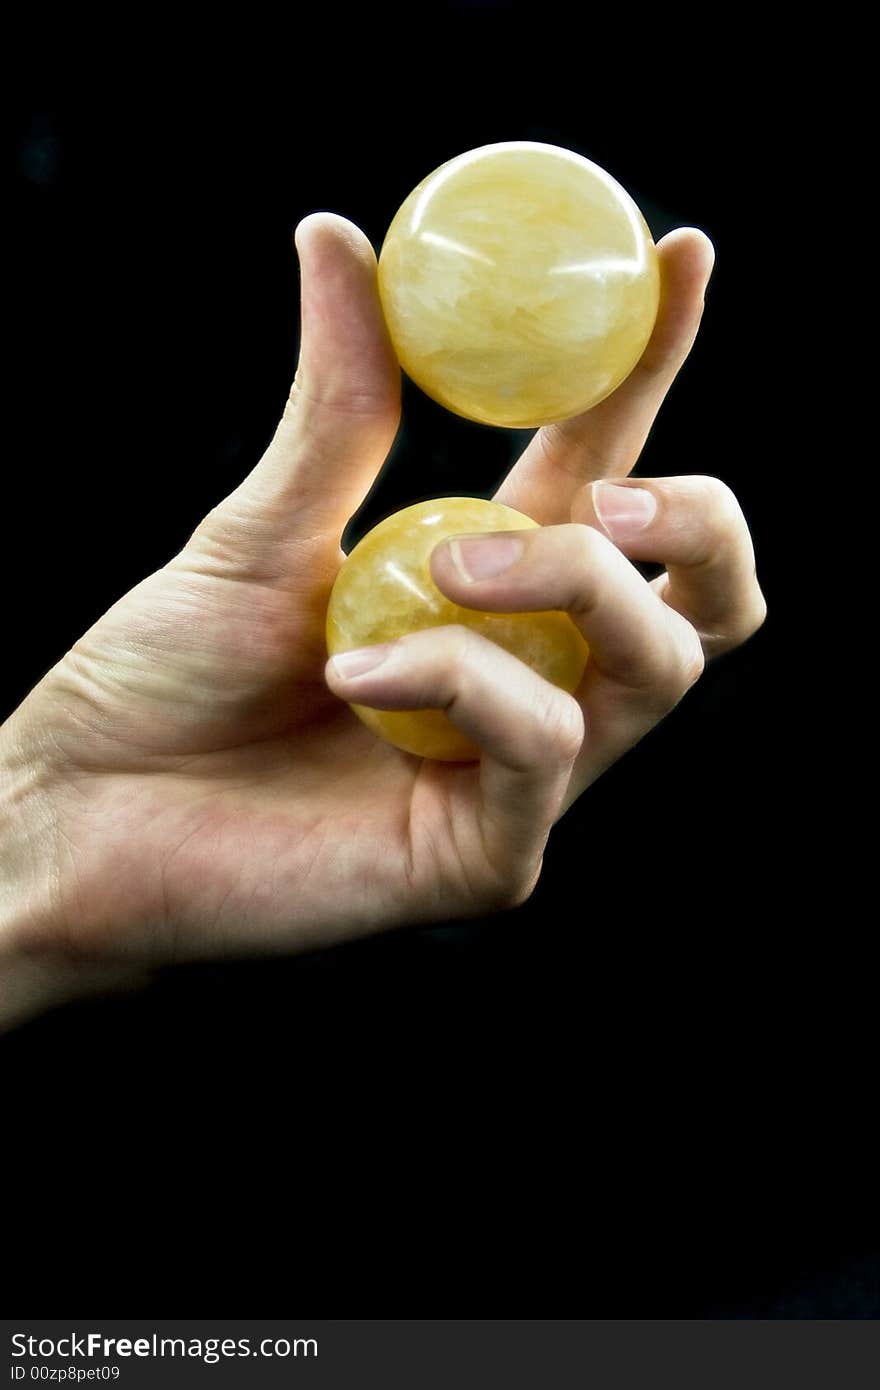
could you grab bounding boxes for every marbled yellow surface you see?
[326,497,589,761]
[378,141,660,428]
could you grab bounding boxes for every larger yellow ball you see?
[377,141,661,429]
[326,498,589,761]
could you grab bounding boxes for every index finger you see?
[494,228,715,524]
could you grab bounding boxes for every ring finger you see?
[577,474,768,656]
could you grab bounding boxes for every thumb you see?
[193,213,401,575]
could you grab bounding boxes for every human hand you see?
[0,214,765,1021]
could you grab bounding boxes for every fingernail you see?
[329,644,392,680]
[448,534,524,582]
[592,482,657,539]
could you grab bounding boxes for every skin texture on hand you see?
[0,214,765,1023]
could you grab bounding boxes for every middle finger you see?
[494,228,715,524]
[430,523,704,708]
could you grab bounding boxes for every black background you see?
[4,7,873,1316]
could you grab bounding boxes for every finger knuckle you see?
[181,503,260,579]
[537,690,585,763]
[751,590,769,633]
[729,590,768,648]
[284,376,305,422]
[681,635,707,689]
[428,625,485,705]
[659,622,705,701]
[411,622,474,666]
[507,860,543,908]
[573,520,613,566]
[444,623,483,667]
[484,857,544,912]
[695,475,744,533]
[567,524,615,615]
[286,373,399,425]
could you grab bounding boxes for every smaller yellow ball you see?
[326,498,589,761]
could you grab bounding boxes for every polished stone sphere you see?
[377,141,660,428]
[326,497,589,761]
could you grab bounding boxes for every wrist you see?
[1,709,73,1027]
[1,710,151,1030]
[0,710,63,946]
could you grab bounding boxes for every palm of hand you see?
[38,519,516,958]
